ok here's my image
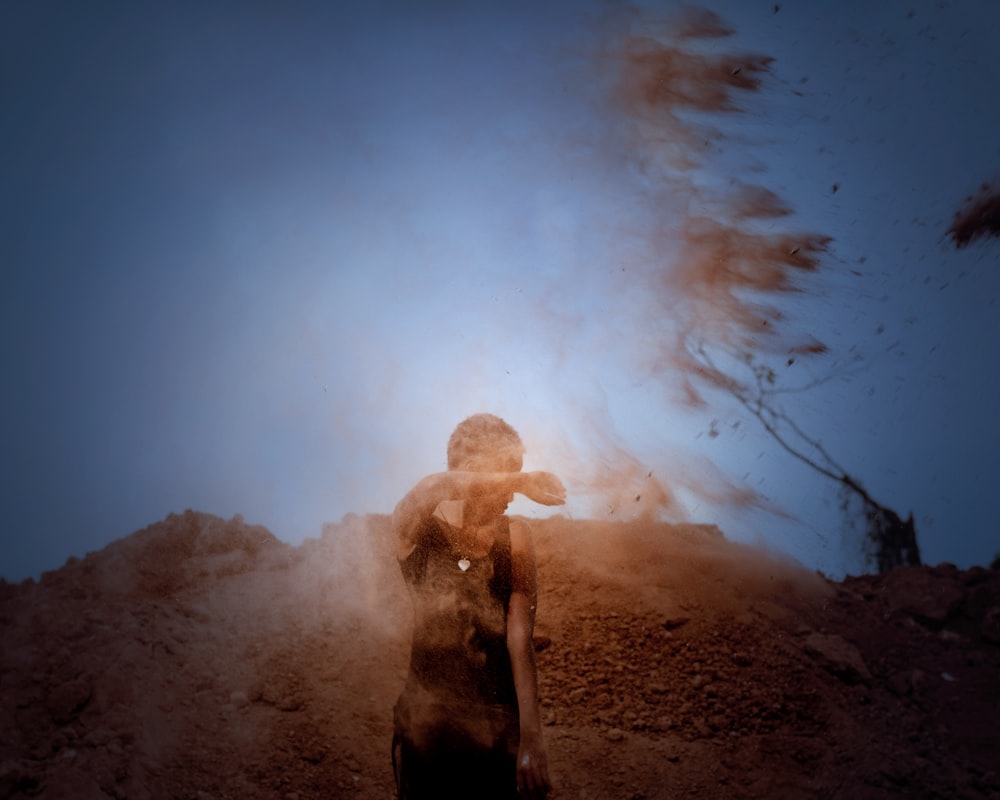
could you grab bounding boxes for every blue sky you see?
[3,0,999,581]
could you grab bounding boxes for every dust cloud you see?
[531,515,832,625]
[530,5,834,526]
[605,6,831,385]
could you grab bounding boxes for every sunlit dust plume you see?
[554,5,835,523]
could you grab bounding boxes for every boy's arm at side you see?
[507,519,551,799]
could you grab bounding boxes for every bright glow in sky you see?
[3,0,999,581]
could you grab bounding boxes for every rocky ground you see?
[2,510,999,799]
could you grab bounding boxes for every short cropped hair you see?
[447,413,525,471]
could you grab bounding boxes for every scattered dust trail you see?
[603,6,832,395]
[547,5,834,524]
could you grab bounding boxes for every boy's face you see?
[463,442,523,524]
[468,486,515,525]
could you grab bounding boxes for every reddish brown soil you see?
[2,511,999,799]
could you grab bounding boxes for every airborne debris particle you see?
[947,186,1000,247]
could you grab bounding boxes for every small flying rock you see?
[787,357,796,366]
[731,66,742,76]
[774,3,781,13]
[832,183,840,193]
[789,246,800,255]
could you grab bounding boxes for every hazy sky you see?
[3,0,999,582]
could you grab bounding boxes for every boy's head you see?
[447,413,524,473]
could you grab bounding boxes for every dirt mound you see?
[2,511,998,799]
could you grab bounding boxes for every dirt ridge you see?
[2,510,998,799]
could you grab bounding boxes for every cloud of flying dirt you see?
[607,6,831,380]
[532,515,832,625]
[537,5,835,524]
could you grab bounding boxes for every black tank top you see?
[398,516,517,713]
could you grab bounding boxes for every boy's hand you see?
[517,472,566,506]
[516,736,551,799]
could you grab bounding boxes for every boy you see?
[391,414,565,799]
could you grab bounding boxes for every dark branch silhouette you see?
[694,345,921,574]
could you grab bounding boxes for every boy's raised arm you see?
[392,471,566,560]
[392,472,457,560]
